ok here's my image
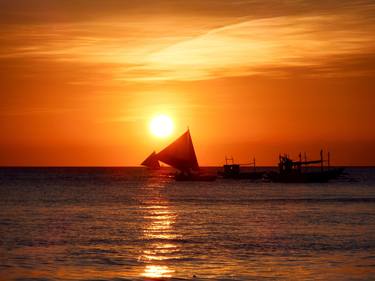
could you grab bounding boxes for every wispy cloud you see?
[0,107,80,116]
[138,14,375,80]
[0,3,374,82]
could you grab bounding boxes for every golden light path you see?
[139,179,179,278]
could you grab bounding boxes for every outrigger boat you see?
[141,151,160,170]
[156,129,216,181]
[268,150,344,183]
[219,156,264,180]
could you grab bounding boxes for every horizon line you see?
[0,165,371,168]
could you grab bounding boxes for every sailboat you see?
[141,151,160,170]
[156,129,216,181]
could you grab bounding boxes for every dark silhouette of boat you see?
[268,150,344,183]
[141,151,160,170]
[219,157,264,180]
[156,129,216,181]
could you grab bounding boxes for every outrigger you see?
[268,150,344,183]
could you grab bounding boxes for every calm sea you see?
[0,167,374,281]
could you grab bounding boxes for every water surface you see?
[0,167,374,280]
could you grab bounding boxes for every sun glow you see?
[149,115,174,138]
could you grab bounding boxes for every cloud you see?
[0,2,374,82]
[137,14,375,80]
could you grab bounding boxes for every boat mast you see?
[328,151,331,168]
[253,157,256,172]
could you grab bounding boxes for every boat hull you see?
[219,171,264,180]
[268,168,344,183]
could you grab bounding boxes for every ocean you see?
[0,167,374,280]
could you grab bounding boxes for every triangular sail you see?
[141,151,160,169]
[156,130,199,172]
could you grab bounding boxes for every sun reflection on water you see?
[139,182,179,278]
[142,265,174,278]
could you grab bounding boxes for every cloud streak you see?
[139,14,375,80]
[0,2,374,82]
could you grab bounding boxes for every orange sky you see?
[1,0,375,166]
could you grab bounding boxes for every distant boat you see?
[268,150,344,183]
[218,156,264,180]
[141,151,160,170]
[156,129,216,181]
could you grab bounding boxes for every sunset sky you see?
[1,0,375,166]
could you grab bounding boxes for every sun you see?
[149,115,174,138]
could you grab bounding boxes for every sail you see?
[141,151,160,169]
[156,130,199,172]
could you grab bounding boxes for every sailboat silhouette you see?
[156,129,216,181]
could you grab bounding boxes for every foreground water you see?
[0,167,374,281]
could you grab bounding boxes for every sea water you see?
[0,167,374,280]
